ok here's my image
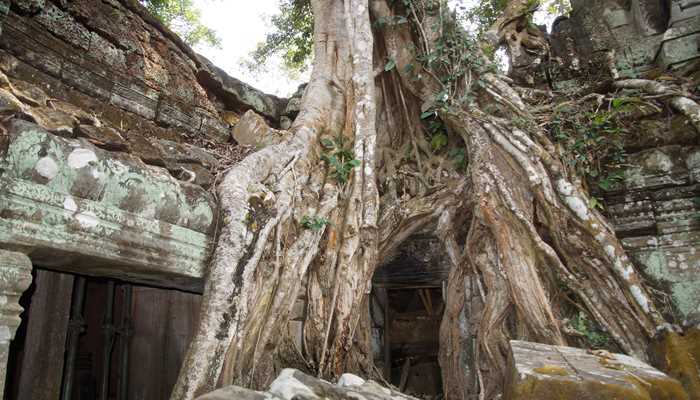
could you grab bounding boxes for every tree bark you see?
[171,1,379,397]
[172,1,675,399]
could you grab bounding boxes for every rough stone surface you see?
[232,110,290,148]
[551,0,700,77]
[158,139,219,169]
[167,162,215,190]
[23,106,77,137]
[46,99,100,126]
[0,118,215,290]
[601,144,700,323]
[126,134,167,167]
[0,0,286,146]
[197,55,286,121]
[659,15,700,69]
[75,124,129,151]
[0,86,22,112]
[0,0,299,291]
[505,340,689,400]
[9,78,47,106]
[282,83,305,119]
[196,369,418,400]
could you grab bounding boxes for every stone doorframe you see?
[0,249,32,400]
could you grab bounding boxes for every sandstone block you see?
[24,106,77,137]
[505,340,689,400]
[76,124,128,152]
[158,139,220,169]
[126,134,167,167]
[232,110,289,148]
[0,87,23,113]
[9,78,47,106]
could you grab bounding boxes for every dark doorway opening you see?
[6,269,201,400]
[371,235,450,399]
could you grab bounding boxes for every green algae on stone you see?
[649,329,700,400]
[506,340,689,400]
[533,365,570,376]
[0,119,217,290]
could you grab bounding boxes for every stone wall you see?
[549,0,700,85]
[545,0,700,324]
[603,141,700,324]
[0,2,294,397]
[1,0,286,141]
[0,0,293,290]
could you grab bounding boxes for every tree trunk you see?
[172,1,676,399]
[171,1,379,397]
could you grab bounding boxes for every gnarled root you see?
[170,1,379,397]
[437,104,664,398]
[614,79,700,132]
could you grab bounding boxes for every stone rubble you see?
[197,369,419,400]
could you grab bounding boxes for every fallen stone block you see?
[231,110,289,148]
[505,340,689,400]
[197,386,271,400]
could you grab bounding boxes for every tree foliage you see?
[141,0,221,48]
[248,0,571,72]
[250,0,314,72]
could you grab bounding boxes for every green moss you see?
[638,250,700,320]
[649,329,700,400]
[509,375,687,400]
[534,365,570,376]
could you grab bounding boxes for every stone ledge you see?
[0,178,210,291]
[1,119,216,233]
[0,119,217,291]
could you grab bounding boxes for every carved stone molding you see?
[0,249,33,398]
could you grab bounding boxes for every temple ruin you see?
[0,0,699,399]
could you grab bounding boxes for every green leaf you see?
[430,133,448,151]
[421,111,435,120]
[611,98,626,109]
[301,215,330,231]
[384,58,396,71]
[320,138,335,148]
[348,159,361,167]
[588,197,603,210]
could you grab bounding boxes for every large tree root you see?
[171,1,379,397]
[439,108,663,398]
[172,2,674,399]
[614,79,700,132]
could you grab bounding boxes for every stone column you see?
[0,249,33,398]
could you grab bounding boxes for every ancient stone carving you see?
[0,249,32,399]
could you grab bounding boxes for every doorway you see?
[371,235,451,399]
